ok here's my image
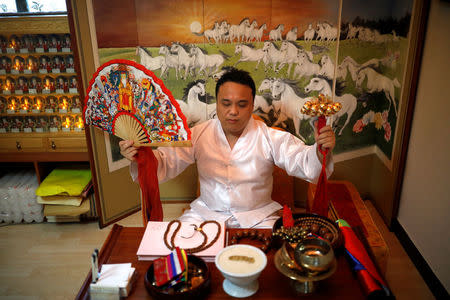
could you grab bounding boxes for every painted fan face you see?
[84,59,191,147]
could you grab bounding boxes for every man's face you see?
[216,81,253,137]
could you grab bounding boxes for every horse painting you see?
[170,43,195,80]
[158,45,179,79]
[262,41,284,72]
[356,67,400,116]
[304,24,315,41]
[135,46,164,71]
[279,41,302,75]
[229,18,250,43]
[234,44,265,69]
[293,52,320,80]
[270,79,313,141]
[176,80,215,126]
[189,46,227,77]
[269,24,284,41]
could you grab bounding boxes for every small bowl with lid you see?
[215,244,267,298]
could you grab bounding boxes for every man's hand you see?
[314,122,335,162]
[119,140,138,161]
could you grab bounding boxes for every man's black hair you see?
[215,69,256,100]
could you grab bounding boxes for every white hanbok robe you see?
[131,118,333,228]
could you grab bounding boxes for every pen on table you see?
[94,248,99,273]
[91,253,97,283]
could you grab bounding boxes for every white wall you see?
[398,0,450,291]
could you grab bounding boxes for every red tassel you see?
[282,205,294,228]
[136,147,163,224]
[311,116,329,217]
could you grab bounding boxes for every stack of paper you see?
[137,221,225,262]
[35,168,93,222]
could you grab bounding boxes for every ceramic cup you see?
[215,244,267,298]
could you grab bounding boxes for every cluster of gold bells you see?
[300,94,342,117]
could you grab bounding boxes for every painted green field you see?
[98,38,408,158]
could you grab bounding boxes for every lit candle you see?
[74,116,84,131]
[62,117,71,131]
[22,99,29,110]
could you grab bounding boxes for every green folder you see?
[35,168,92,197]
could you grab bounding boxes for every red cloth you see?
[136,147,163,224]
[311,116,329,217]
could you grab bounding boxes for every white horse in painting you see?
[271,79,313,141]
[269,24,284,41]
[250,24,267,42]
[293,51,320,80]
[136,46,164,71]
[234,44,266,69]
[170,43,195,80]
[316,22,337,41]
[176,80,215,126]
[204,22,220,44]
[286,27,298,41]
[229,18,250,42]
[244,20,258,42]
[159,45,179,79]
[304,24,315,41]
[257,78,284,122]
[346,23,359,39]
[356,67,401,116]
[258,78,274,93]
[189,46,225,76]
[337,56,361,82]
[305,77,357,136]
[318,55,335,78]
[262,41,284,72]
[278,40,302,74]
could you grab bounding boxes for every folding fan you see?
[83,59,191,147]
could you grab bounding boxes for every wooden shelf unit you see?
[0,16,88,184]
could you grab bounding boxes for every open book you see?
[137,221,225,262]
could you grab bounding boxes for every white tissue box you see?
[90,264,136,299]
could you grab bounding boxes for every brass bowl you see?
[294,237,335,274]
[272,213,342,249]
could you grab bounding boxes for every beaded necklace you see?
[230,229,272,252]
[163,220,221,254]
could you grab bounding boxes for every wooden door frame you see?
[66,0,141,228]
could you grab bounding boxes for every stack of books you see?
[137,221,225,262]
[35,168,93,222]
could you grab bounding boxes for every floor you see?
[0,201,435,300]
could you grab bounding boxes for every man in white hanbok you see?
[120,69,335,228]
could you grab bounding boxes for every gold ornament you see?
[300,93,342,117]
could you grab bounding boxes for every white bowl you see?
[215,244,267,298]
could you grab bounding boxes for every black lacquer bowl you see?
[144,254,211,300]
[272,213,342,250]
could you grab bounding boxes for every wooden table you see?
[76,225,366,299]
